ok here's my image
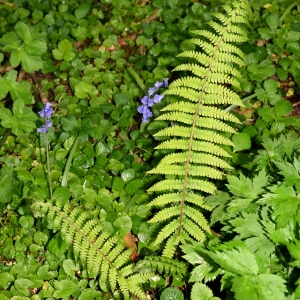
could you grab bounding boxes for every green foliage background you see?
[0,0,300,299]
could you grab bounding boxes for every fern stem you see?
[280,2,297,24]
[224,92,265,112]
[61,136,79,187]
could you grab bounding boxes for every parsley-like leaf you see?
[0,70,32,104]
[0,98,37,135]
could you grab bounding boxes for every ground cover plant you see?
[0,0,300,299]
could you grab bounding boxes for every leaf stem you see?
[224,92,265,112]
[61,136,80,187]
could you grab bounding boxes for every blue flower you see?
[39,102,54,118]
[153,94,164,103]
[138,78,169,122]
[37,102,54,132]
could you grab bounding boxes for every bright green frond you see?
[154,126,234,145]
[182,218,206,242]
[146,0,248,256]
[155,219,180,245]
[149,165,224,180]
[157,152,232,169]
[148,205,181,223]
[155,140,232,157]
[148,178,216,194]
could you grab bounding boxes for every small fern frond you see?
[135,256,187,276]
[32,202,150,300]
[146,0,250,257]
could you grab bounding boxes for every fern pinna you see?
[147,0,250,257]
[32,202,150,300]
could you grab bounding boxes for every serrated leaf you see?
[0,32,21,51]
[0,98,37,135]
[266,13,280,33]
[191,282,218,300]
[274,100,293,119]
[231,274,286,300]
[10,48,43,72]
[207,247,258,275]
[232,132,251,151]
[14,22,32,43]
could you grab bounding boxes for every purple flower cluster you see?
[138,78,169,122]
[37,102,54,133]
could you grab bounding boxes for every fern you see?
[135,256,187,276]
[147,0,250,257]
[32,202,150,300]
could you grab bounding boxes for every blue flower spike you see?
[138,78,169,122]
[37,102,54,132]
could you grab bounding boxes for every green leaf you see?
[207,247,258,275]
[53,280,78,298]
[191,282,219,300]
[78,289,102,300]
[17,170,34,182]
[166,0,179,8]
[60,115,77,131]
[231,274,286,300]
[37,265,57,281]
[114,93,130,107]
[113,216,132,234]
[75,3,91,21]
[257,107,275,122]
[53,39,75,62]
[226,170,268,199]
[47,233,69,256]
[0,32,21,51]
[232,132,251,151]
[0,70,32,104]
[52,187,70,202]
[19,215,34,229]
[34,231,48,246]
[0,273,15,289]
[121,169,135,182]
[14,278,34,296]
[0,167,13,204]
[125,179,144,195]
[260,186,300,228]
[0,99,37,135]
[63,259,78,277]
[10,48,43,73]
[161,287,184,300]
[266,13,280,32]
[274,100,293,119]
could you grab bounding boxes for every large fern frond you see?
[147,0,250,257]
[32,202,150,300]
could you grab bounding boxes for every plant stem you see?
[280,2,297,24]
[61,136,80,187]
[45,130,52,200]
[0,129,12,150]
[224,92,265,112]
